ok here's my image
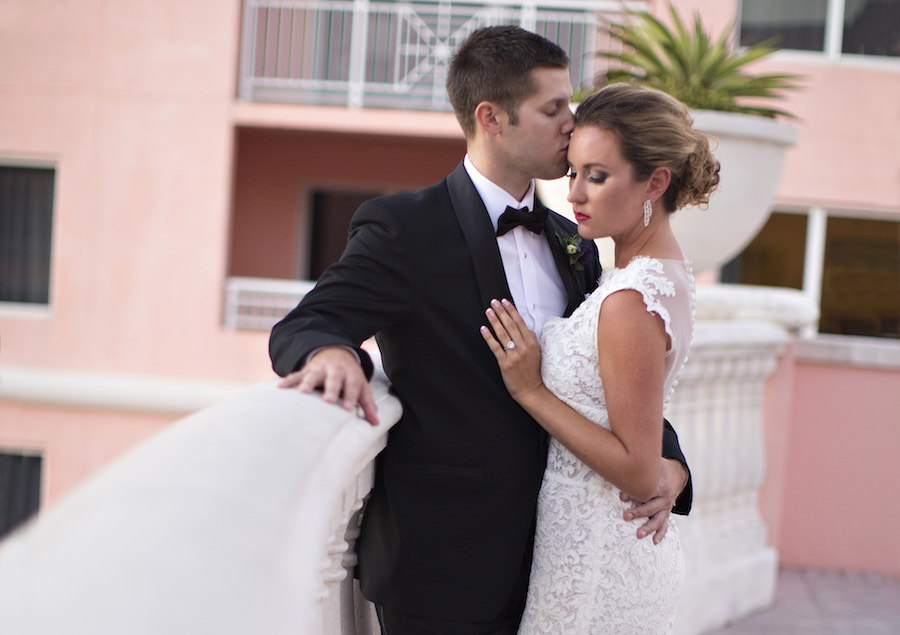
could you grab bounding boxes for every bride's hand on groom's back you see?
[620,457,687,544]
[278,346,380,426]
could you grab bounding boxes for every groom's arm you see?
[662,419,692,515]
[270,199,415,423]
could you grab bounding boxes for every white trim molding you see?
[795,335,900,370]
[0,366,252,415]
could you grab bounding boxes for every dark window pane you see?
[842,0,900,57]
[740,0,828,51]
[308,189,381,279]
[721,212,807,289]
[0,452,42,539]
[0,166,55,304]
[820,217,900,338]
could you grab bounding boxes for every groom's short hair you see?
[447,25,569,138]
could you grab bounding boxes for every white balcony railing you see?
[224,276,315,331]
[238,0,642,110]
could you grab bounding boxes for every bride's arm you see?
[481,294,667,503]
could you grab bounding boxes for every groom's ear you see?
[474,100,505,137]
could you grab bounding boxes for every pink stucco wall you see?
[774,63,900,210]
[759,349,900,576]
[776,361,900,574]
[0,402,173,507]
[0,0,276,383]
[1,0,898,578]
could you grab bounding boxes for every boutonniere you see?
[557,233,594,271]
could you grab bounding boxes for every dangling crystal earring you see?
[643,200,653,227]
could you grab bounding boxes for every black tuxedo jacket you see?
[270,163,692,622]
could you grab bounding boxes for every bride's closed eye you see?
[568,169,609,184]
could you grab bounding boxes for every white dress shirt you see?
[464,156,568,338]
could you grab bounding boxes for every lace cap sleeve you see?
[597,257,682,348]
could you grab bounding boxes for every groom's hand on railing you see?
[620,457,687,544]
[278,347,380,426]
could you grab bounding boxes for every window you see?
[740,0,900,59]
[0,451,42,540]
[722,213,808,289]
[723,210,900,339]
[307,189,382,279]
[0,166,56,305]
[820,217,900,337]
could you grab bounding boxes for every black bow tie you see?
[496,206,548,236]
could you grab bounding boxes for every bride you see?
[481,83,720,634]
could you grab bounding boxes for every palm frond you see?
[594,1,803,119]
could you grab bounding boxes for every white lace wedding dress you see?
[518,257,695,635]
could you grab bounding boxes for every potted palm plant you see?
[537,2,803,274]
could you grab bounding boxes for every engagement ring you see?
[506,341,516,351]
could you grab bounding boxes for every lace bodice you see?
[518,257,694,635]
[541,256,694,435]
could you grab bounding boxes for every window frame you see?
[739,202,900,339]
[738,0,900,69]
[0,449,43,540]
[0,158,57,316]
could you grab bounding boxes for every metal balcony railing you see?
[238,0,642,110]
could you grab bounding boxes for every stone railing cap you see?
[696,284,819,331]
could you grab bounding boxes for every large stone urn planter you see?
[671,111,798,274]
[536,110,797,275]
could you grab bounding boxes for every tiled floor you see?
[710,568,900,634]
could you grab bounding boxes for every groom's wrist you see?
[306,345,361,366]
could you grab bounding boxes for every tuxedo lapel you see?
[446,164,512,309]
[541,204,587,316]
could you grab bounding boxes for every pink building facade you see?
[1,0,898,576]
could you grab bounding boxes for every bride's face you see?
[565,125,650,242]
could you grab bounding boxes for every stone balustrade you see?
[0,367,400,634]
[671,284,818,634]
[0,284,817,634]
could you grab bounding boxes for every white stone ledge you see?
[695,284,819,332]
[692,320,790,350]
[795,335,900,370]
[0,365,252,415]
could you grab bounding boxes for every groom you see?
[271,26,691,634]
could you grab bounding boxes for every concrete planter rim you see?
[690,109,798,146]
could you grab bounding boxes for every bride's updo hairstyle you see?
[574,83,720,212]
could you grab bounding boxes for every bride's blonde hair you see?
[574,83,720,212]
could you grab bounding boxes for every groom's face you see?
[502,66,574,182]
